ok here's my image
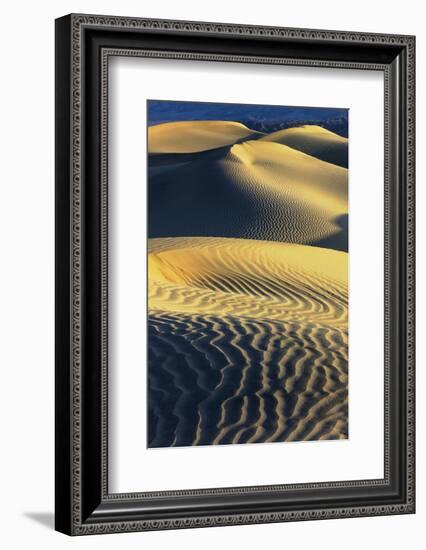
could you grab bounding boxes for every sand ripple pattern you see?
[148,237,348,447]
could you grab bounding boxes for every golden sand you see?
[148,120,260,153]
[225,140,348,218]
[259,125,348,167]
[149,237,347,328]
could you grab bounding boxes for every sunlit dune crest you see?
[148,237,348,447]
[148,120,261,153]
[226,140,347,214]
[259,125,348,168]
[149,139,348,251]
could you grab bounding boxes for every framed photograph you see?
[55,14,415,535]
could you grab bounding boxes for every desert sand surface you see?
[147,115,349,448]
[148,120,261,154]
[148,237,348,447]
[149,138,348,251]
[260,125,348,168]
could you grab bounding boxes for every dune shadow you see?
[148,312,348,448]
[312,214,348,252]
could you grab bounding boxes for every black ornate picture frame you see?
[55,13,415,535]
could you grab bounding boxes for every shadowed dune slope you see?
[148,237,348,447]
[259,125,348,168]
[149,140,348,251]
[148,120,261,153]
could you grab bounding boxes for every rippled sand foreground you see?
[148,237,348,447]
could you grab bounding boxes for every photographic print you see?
[147,99,349,449]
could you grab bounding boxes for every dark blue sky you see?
[147,99,349,136]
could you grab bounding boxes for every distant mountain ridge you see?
[148,100,349,137]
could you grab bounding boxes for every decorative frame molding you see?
[55,14,415,535]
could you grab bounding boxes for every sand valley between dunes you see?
[147,116,349,448]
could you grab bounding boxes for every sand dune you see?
[149,139,348,251]
[149,237,347,327]
[259,125,348,168]
[148,237,348,447]
[148,120,261,154]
